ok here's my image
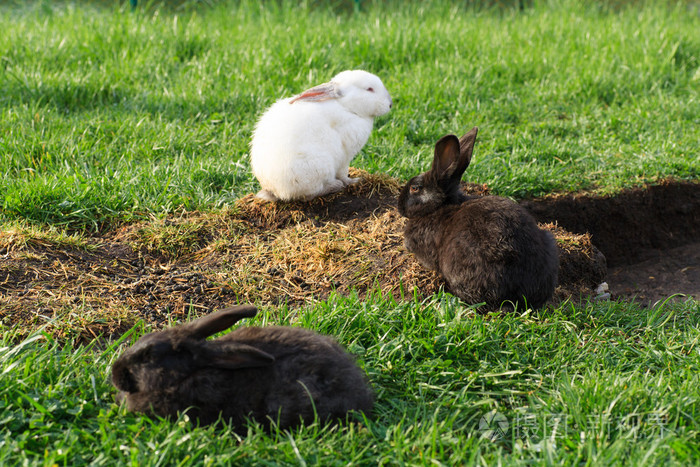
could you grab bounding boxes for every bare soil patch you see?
[1,171,696,340]
[523,179,700,305]
[606,242,700,305]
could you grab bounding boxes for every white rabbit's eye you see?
[367,87,374,92]
[410,185,420,194]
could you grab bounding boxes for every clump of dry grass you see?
[0,170,605,340]
[182,169,442,305]
[544,222,607,301]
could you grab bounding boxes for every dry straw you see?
[0,170,604,340]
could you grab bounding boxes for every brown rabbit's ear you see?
[206,342,275,371]
[289,82,341,103]
[456,127,479,175]
[431,134,462,180]
[186,305,258,340]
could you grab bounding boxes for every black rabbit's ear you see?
[186,305,258,340]
[206,342,275,371]
[431,134,462,180]
[456,127,478,176]
[111,360,138,393]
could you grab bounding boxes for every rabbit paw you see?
[303,179,345,201]
[256,189,279,202]
[340,176,361,186]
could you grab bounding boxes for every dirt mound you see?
[1,171,696,340]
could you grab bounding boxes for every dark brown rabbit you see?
[111,305,373,432]
[398,127,559,310]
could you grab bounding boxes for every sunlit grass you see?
[1,294,699,465]
[1,0,699,464]
[1,0,698,228]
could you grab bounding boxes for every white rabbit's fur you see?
[250,70,392,201]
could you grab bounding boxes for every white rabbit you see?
[250,70,392,202]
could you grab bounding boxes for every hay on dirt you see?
[0,170,606,341]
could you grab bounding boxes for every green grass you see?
[1,0,699,464]
[1,0,698,229]
[1,293,699,465]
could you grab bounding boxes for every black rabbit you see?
[398,127,559,310]
[111,305,373,431]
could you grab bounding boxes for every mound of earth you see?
[0,170,697,341]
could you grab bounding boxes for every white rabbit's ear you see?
[289,82,341,103]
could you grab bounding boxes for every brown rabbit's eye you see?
[410,185,420,194]
[367,87,374,92]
